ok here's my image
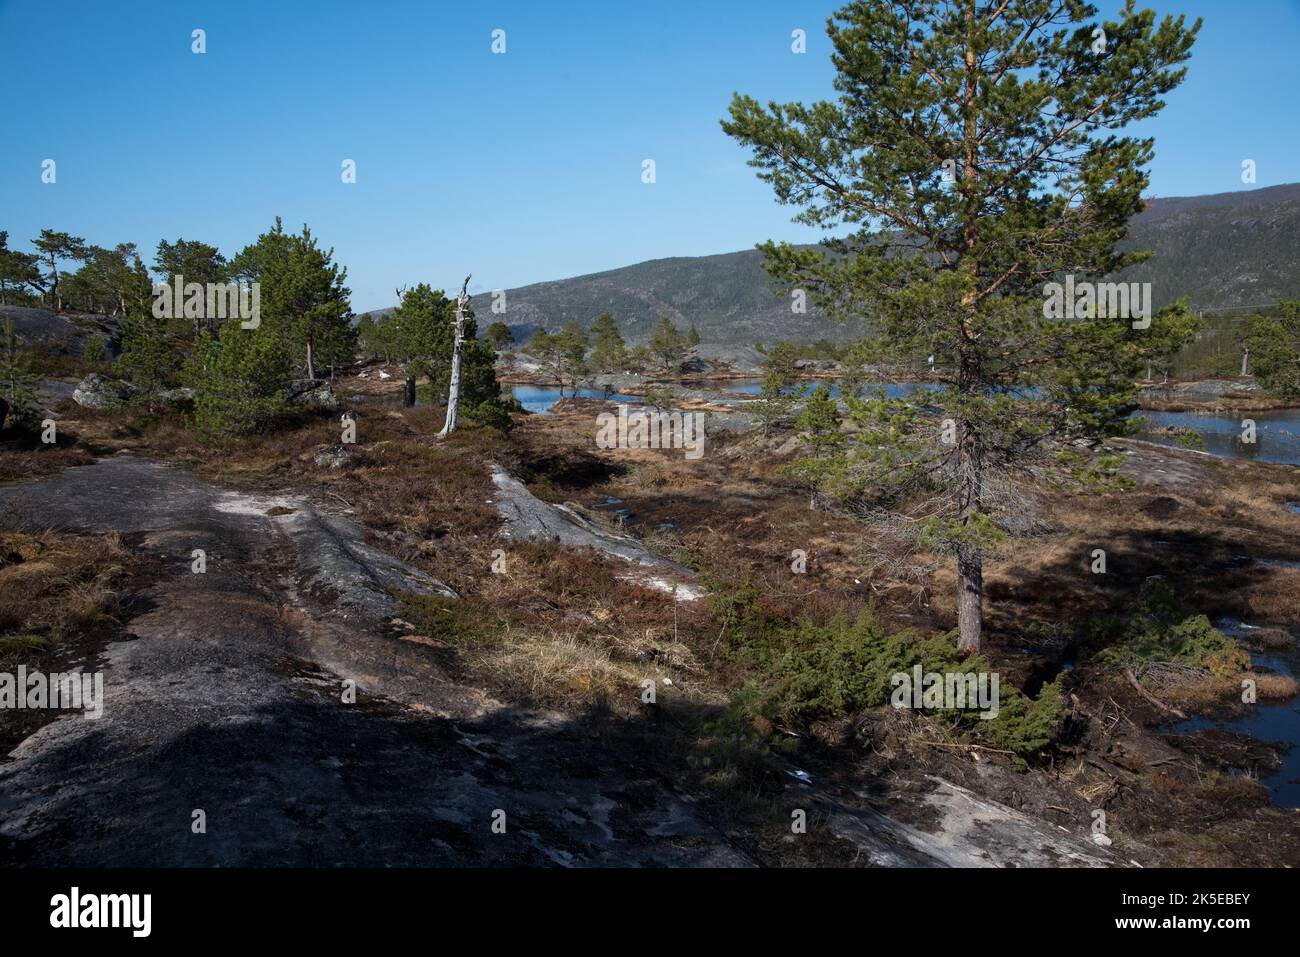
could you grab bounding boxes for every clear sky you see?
[1,0,1297,312]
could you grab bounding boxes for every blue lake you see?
[512,379,1300,467]
[688,378,935,399]
[510,384,643,415]
[1168,620,1300,808]
[1137,408,1300,466]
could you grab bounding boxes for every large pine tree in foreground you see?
[723,0,1201,652]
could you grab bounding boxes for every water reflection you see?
[510,384,643,415]
[1168,619,1300,808]
[1138,409,1300,465]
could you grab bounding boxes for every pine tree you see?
[797,385,843,455]
[763,341,800,381]
[183,322,292,435]
[557,320,588,390]
[378,283,507,422]
[83,336,106,363]
[626,344,653,374]
[648,316,688,374]
[0,232,42,306]
[62,244,143,316]
[588,313,628,373]
[31,229,89,311]
[0,318,44,431]
[790,384,847,508]
[752,370,797,438]
[723,0,1202,651]
[1248,300,1300,399]
[229,218,355,379]
[485,321,514,351]
[154,238,229,338]
[116,256,175,395]
[528,323,587,395]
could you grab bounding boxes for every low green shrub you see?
[983,679,1067,766]
[704,577,1066,764]
[394,591,490,646]
[1090,580,1248,675]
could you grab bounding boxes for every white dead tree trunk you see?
[438,275,471,437]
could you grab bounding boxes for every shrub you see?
[465,397,519,433]
[764,613,967,721]
[183,322,291,435]
[1173,429,1207,451]
[0,318,43,431]
[705,578,1067,764]
[688,682,798,795]
[394,591,489,646]
[1248,300,1300,399]
[984,679,1067,766]
[82,336,107,363]
[116,309,175,393]
[1090,579,1248,675]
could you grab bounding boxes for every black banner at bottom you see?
[0,866,1291,943]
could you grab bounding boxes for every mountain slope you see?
[371,183,1300,351]
[1117,183,1300,309]
[468,247,842,351]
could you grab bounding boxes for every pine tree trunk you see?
[438,276,471,438]
[953,405,985,653]
[306,338,315,380]
[403,375,416,407]
[954,2,984,656]
[956,540,983,654]
[955,404,984,653]
[1241,346,1249,377]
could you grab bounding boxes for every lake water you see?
[688,378,936,399]
[511,379,1300,467]
[512,378,931,408]
[1137,408,1300,466]
[1168,619,1300,808]
[510,384,643,415]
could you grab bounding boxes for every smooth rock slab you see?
[490,466,702,600]
[0,456,745,866]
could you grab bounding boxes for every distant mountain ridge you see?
[366,183,1300,353]
[1115,183,1300,310]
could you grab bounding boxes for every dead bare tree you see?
[438,275,471,437]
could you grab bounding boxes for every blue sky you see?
[1,0,1297,311]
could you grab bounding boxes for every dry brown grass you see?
[0,530,136,656]
[1252,672,1299,701]
[440,538,723,711]
[1238,567,1300,627]
[1163,673,1242,711]
[0,444,97,485]
[1244,626,1295,649]
[486,631,681,714]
